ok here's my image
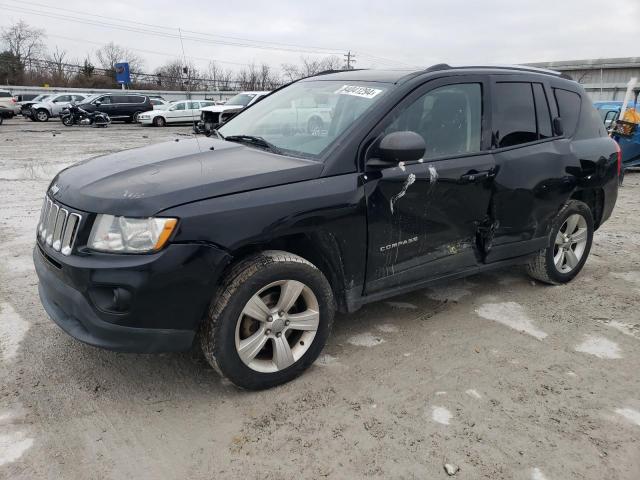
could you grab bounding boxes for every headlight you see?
[88,215,177,253]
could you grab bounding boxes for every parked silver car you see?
[30,93,88,122]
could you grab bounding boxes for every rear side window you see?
[532,84,553,139]
[553,89,581,137]
[492,82,538,147]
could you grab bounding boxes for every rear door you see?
[364,76,496,293]
[486,76,579,262]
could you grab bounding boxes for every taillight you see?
[10,98,16,103]
[615,142,622,176]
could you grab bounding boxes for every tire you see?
[61,115,73,126]
[153,116,166,127]
[307,116,324,136]
[132,111,142,123]
[526,200,594,285]
[35,109,50,122]
[0,116,3,126]
[200,250,335,390]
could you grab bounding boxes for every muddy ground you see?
[0,117,639,480]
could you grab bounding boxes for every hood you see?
[200,104,245,113]
[51,138,323,217]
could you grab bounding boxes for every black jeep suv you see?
[34,65,619,389]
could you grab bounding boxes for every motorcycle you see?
[61,103,111,127]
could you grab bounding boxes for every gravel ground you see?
[1,117,639,480]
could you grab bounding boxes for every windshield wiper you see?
[224,135,281,154]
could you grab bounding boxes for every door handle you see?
[459,169,495,183]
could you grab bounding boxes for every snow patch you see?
[385,301,417,310]
[431,406,452,425]
[465,389,482,399]
[376,323,399,333]
[602,320,640,338]
[0,303,30,362]
[615,407,640,426]
[348,332,385,347]
[0,432,33,466]
[315,354,339,367]
[575,335,622,359]
[435,391,447,396]
[531,467,548,480]
[475,302,547,340]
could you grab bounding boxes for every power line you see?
[0,3,345,56]
[7,0,346,55]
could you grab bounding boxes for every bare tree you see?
[95,42,144,74]
[1,20,45,69]
[47,46,69,83]
[281,56,343,82]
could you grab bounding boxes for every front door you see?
[364,77,495,293]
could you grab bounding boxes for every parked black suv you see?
[34,65,619,389]
[78,93,153,123]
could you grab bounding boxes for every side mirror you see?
[553,117,564,136]
[95,101,102,106]
[369,131,426,167]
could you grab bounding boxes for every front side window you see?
[492,82,538,148]
[171,102,185,111]
[219,81,390,159]
[383,83,482,159]
[97,96,111,104]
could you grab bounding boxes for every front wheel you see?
[153,116,166,127]
[35,109,49,122]
[61,115,73,126]
[526,200,594,285]
[200,251,335,390]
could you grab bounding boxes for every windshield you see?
[225,93,258,106]
[81,94,100,103]
[219,81,389,159]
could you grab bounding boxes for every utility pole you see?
[344,51,356,70]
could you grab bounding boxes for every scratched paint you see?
[427,164,438,184]
[390,173,416,214]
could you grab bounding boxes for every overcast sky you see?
[2,0,639,74]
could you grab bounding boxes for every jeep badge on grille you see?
[49,183,60,196]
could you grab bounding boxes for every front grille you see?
[37,196,81,256]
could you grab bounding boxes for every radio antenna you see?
[178,27,202,152]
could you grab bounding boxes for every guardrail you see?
[2,85,238,102]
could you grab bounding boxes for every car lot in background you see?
[138,99,216,126]
[150,98,171,110]
[198,91,270,134]
[77,93,153,123]
[18,94,52,117]
[29,93,88,122]
[0,89,19,115]
[594,101,640,170]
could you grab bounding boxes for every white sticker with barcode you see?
[334,85,383,99]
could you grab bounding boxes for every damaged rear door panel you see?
[361,76,496,293]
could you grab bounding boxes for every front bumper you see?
[139,117,154,124]
[34,241,231,353]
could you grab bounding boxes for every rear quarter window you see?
[553,88,581,137]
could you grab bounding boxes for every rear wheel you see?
[526,200,593,285]
[153,116,166,127]
[35,109,49,122]
[132,111,142,123]
[200,251,335,390]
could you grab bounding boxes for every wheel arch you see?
[570,188,604,229]
[224,232,348,313]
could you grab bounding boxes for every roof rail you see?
[422,63,572,79]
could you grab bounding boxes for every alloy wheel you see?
[553,213,588,273]
[235,280,320,373]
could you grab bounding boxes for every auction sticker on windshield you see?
[335,85,383,99]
